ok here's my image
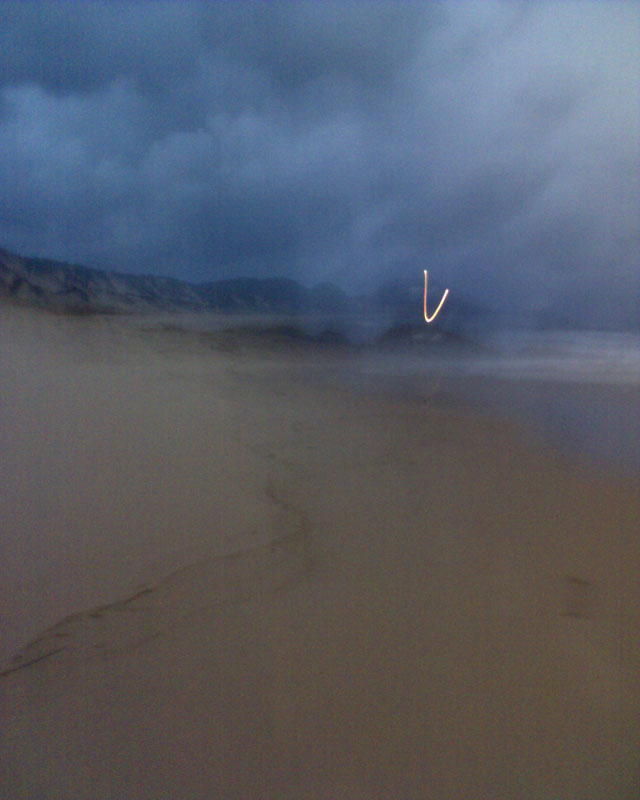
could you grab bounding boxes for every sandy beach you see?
[1,306,639,799]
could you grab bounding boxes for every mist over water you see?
[135,316,640,474]
[353,328,640,475]
[473,329,640,385]
[125,316,640,474]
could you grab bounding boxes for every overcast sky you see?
[0,2,638,325]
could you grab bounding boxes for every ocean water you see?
[466,329,640,386]
[138,316,640,474]
[352,330,640,476]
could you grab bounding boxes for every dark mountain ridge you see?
[0,246,486,349]
[0,247,352,316]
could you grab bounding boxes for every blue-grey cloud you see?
[0,1,637,327]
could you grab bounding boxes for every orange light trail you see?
[423,270,449,323]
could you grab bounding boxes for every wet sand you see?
[1,306,639,799]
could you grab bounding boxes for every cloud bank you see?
[1,1,638,326]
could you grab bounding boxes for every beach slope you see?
[1,308,639,799]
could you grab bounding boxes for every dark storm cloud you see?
[0,1,638,326]
[0,2,201,93]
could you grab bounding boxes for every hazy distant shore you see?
[1,305,639,799]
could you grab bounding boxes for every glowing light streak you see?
[423,270,449,323]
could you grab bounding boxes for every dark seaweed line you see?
[1,645,68,677]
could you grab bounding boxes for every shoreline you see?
[2,307,639,799]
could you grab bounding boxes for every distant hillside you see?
[0,246,489,350]
[0,247,350,315]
